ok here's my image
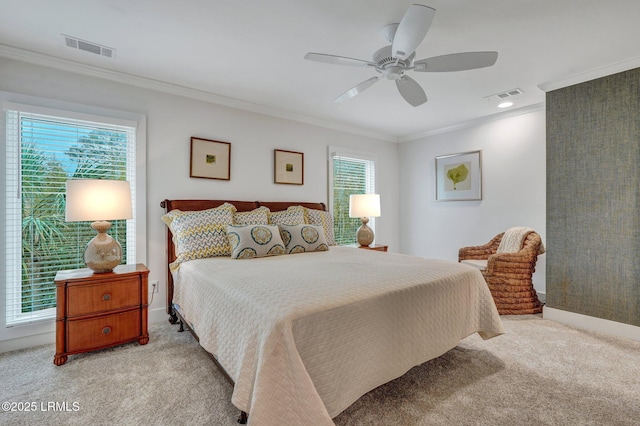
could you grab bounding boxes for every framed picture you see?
[435,150,482,201]
[274,149,304,185]
[190,137,231,181]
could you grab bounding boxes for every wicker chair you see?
[458,230,544,315]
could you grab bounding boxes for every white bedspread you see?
[173,247,504,426]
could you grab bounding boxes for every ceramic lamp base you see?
[356,217,375,247]
[84,221,122,273]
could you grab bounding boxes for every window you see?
[329,147,376,245]
[4,104,138,327]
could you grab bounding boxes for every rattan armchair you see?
[459,230,544,315]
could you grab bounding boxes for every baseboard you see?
[0,330,55,354]
[148,307,168,324]
[543,306,640,342]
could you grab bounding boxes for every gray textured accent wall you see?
[546,68,640,326]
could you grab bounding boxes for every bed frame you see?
[160,199,327,424]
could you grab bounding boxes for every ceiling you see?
[1,0,640,141]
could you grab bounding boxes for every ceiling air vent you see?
[498,88,523,98]
[484,88,523,104]
[486,88,523,100]
[63,35,115,58]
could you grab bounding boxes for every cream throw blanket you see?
[497,226,545,254]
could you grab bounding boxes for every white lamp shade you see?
[65,179,133,222]
[349,194,381,218]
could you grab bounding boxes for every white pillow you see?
[227,224,285,259]
[279,224,329,254]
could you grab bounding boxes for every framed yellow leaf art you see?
[435,150,481,201]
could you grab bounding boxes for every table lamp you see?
[65,179,133,273]
[349,194,381,247]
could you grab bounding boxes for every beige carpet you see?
[1,315,638,425]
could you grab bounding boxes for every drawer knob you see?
[102,293,111,301]
[102,326,112,335]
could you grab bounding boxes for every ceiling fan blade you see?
[333,77,380,103]
[396,75,427,107]
[413,52,498,72]
[392,4,436,60]
[304,52,375,68]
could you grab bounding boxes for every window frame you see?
[328,146,377,246]
[1,95,146,342]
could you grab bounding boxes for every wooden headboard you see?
[160,199,327,315]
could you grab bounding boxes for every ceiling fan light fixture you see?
[304,5,498,107]
[498,101,514,108]
[383,66,403,80]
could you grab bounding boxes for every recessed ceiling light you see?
[497,101,514,108]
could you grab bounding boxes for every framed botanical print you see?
[190,137,231,180]
[435,150,482,201]
[274,149,304,185]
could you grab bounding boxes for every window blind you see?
[330,152,376,245]
[4,108,137,326]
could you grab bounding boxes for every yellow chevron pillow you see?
[162,203,236,270]
[268,205,306,226]
[233,206,270,225]
[303,207,336,246]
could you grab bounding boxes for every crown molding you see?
[0,44,396,142]
[538,55,640,92]
[0,44,563,144]
[399,103,545,143]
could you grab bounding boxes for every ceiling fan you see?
[304,4,498,107]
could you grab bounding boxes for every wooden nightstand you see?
[54,263,149,366]
[358,244,388,252]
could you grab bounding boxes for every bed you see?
[161,199,504,426]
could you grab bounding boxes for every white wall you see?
[0,58,400,348]
[398,107,547,293]
[144,93,401,314]
[0,56,547,351]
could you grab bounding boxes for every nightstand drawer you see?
[67,277,141,317]
[66,310,141,353]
